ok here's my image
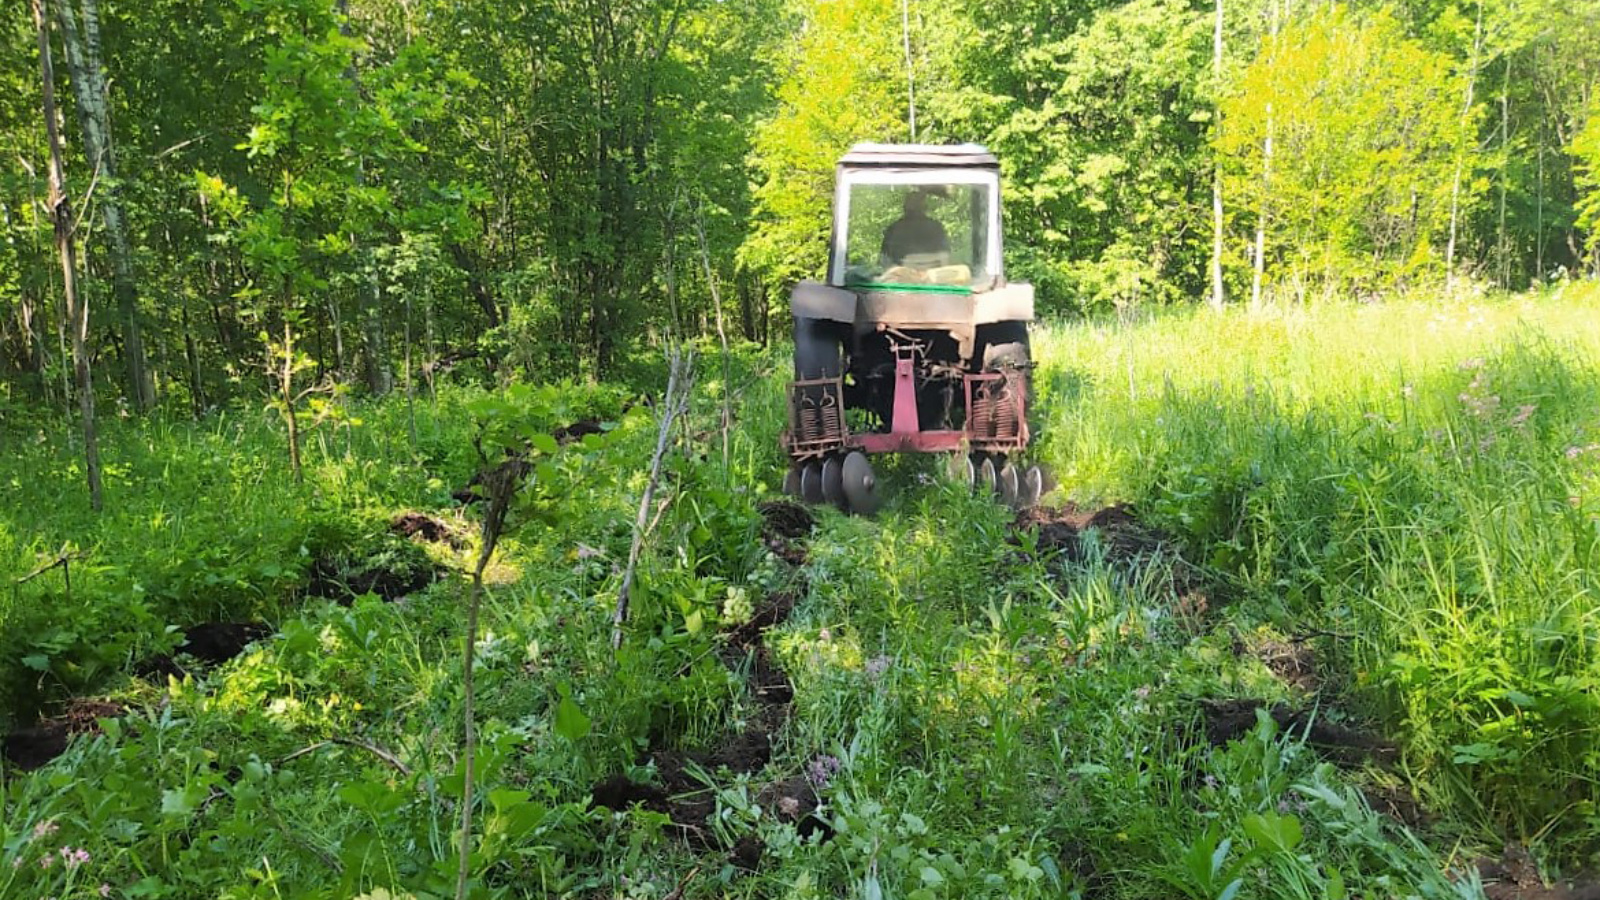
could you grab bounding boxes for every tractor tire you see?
[794,318,844,380]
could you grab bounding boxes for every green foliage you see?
[1573,99,1600,259]
[742,0,907,288]
[929,0,1212,312]
[1219,8,1474,297]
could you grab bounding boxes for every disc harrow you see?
[783,450,1046,514]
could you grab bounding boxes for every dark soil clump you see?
[759,501,814,564]
[1014,503,1161,561]
[3,699,125,771]
[730,834,765,871]
[180,622,271,663]
[1198,698,1395,765]
[727,591,797,646]
[757,774,831,839]
[590,774,669,814]
[552,418,605,445]
[137,622,272,679]
[759,501,814,540]
[306,541,443,603]
[1014,503,1221,625]
[1478,846,1600,900]
[390,511,466,548]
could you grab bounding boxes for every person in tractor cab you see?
[880,189,949,267]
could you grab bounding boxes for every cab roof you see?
[838,142,999,169]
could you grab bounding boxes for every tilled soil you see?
[592,528,812,867]
[1012,503,1219,627]
[1197,698,1396,765]
[136,621,272,680]
[1478,846,1600,900]
[758,501,814,566]
[305,549,443,604]
[390,510,467,548]
[2,699,125,771]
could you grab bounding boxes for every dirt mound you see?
[759,501,814,540]
[1015,502,1167,560]
[137,621,272,679]
[1478,846,1600,900]
[590,774,669,814]
[180,622,270,663]
[1198,698,1395,765]
[593,586,803,856]
[552,418,605,445]
[1014,503,1219,627]
[759,501,814,565]
[1362,781,1430,830]
[390,511,466,548]
[3,699,125,771]
[727,592,796,647]
[306,542,443,604]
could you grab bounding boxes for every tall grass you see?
[1033,284,1600,853]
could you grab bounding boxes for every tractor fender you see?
[973,282,1034,324]
[790,281,858,324]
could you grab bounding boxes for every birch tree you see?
[32,0,102,510]
[1210,0,1225,309]
[54,0,154,410]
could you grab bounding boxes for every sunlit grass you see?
[1033,284,1600,854]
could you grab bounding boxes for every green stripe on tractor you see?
[846,281,974,295]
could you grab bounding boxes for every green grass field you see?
[2,286,1598,899]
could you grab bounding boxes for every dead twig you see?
[663,865,703,900]
[14,548,85,585]
[612,348,695,650]
[277,737,412,776]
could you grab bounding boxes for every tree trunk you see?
[55,0,153,411]
[337,0,392,397]
[1445,0,1483,292]
[360,275,393,396]
[1209,0,1225,310]
[1496,54,1511,288]
[281,315,301,480]
[34,0,102,511]
[181,302,205,416]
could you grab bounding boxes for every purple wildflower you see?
[807,754,842,787]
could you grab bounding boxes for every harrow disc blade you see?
[782,465,801,497]
[821,456,847,509]
[977,457,997,494]
[841,451,883,515]
[998,463,1020,508]
[1019,465,1045,508]
[800,462,825,505]
[947,452,975,487]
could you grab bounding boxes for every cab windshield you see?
[834,173,998,290]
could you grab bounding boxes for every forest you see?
[2,0,1600,898]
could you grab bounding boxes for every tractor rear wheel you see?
[977,321,1030,371]
[794,318,844,380]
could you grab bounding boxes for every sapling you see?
[454,420,531,900]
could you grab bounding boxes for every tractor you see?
[780,142,1045,513]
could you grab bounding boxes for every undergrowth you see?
[0,286,1596,898]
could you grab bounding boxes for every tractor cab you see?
[781,143,1044,513]
[830,147,1002,290]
